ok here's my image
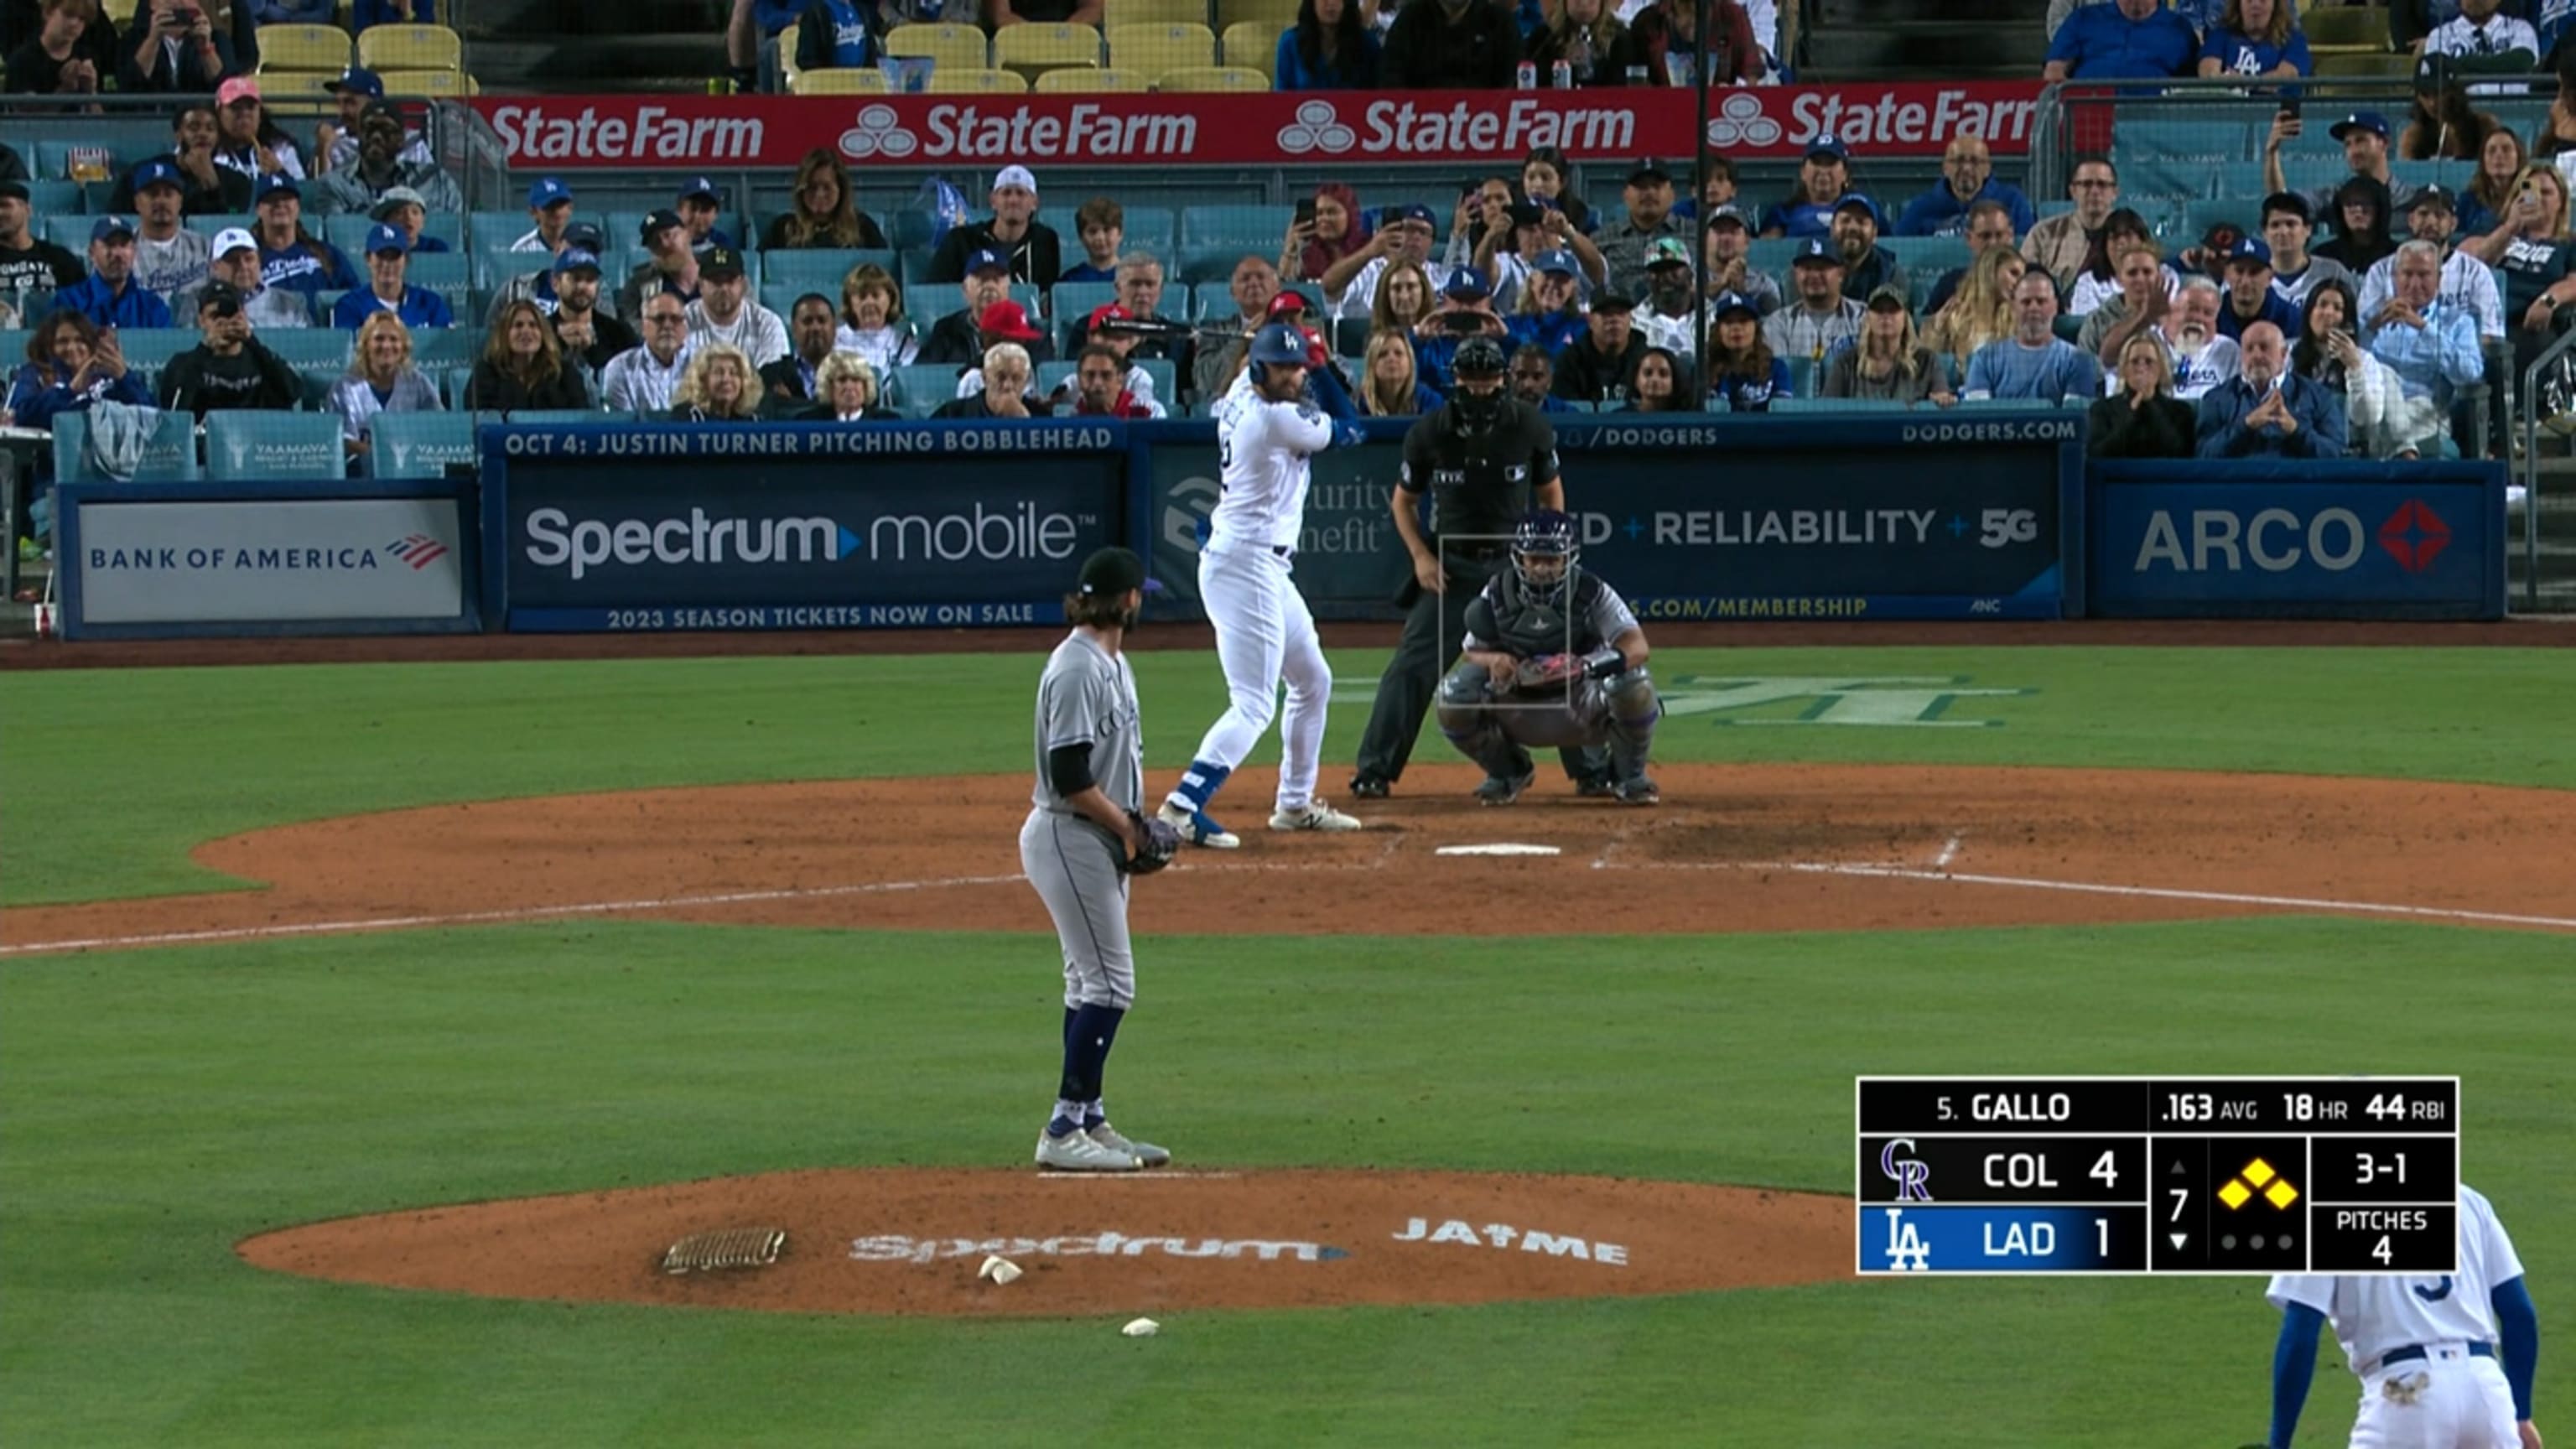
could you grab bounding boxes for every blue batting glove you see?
[1330,420,1365,450]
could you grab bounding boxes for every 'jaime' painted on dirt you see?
[1393,1218,1628,1265]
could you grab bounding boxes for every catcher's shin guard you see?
[1435,663,1528,780]
[1605,667,1660,780]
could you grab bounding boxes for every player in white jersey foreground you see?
[1158,323,1368,847]
[2256,1183,2542,1449]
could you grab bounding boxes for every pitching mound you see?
[236,1169,1848,1317]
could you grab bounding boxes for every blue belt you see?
[2373,1342,2493,1372]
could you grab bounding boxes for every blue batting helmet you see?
[1512,509,1578,603]
[1246,322,1310,369]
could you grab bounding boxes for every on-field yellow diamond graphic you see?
[2265,1180,2299,1209]
[2220,1158,2298,1211]
[2219,1179,2255,1209]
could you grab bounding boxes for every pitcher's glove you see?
[1512,653,1587,692]
[1124,809,1182,875]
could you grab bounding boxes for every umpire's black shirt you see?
[1398,397,1560,560]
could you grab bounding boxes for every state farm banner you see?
[465,82,2042,172]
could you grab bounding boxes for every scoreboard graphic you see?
[1856,1077,2459,1276]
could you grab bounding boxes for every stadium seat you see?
[39,215,91,250]
[402,253,475,311]
[884,22,989,73]
[994,23,1103,81]
[1221,20,1280,77]
[1117,205,1177,259]
[206,410,344,480]
[257,23,352,70]
[379,70,474,96]
[0,329,24,364]
[51,409,200,482]
[1106,0,1208,23]
[1053,280,1118,327]
[356,23,463,73]
[19,179,81,216]
[796,67,891,94]
[1036,359,1077,397]
[1036,66,1152,91]
[2303,5,2387,47]
[759,248,896,293]
[262,330,357,382]
[889,362,965,417]
[412,326,485,369]
[112,328,197,375]
[922,67,1029,93]
[1156,65,1266,91]
[1883,236,1967,279]
[1773,396,1906,413]
[1137,356,1175,403]
[1216,0,1296,28]
[1108,22,1216,79]
[185,212,257,240]
[1180,204,1292,283]
[366,409,474,479]
[2314,50,2409,78]
[257,71,340,99]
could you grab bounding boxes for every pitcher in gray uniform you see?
[1020,547,1179,1173]
[1435,510,1662,806]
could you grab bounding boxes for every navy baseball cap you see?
[1077,546,1149,596]
[1707,203,1752,230]
[1443,264,1492,300]
[1710,289,1759,319]
[562,221,605,251]
[678,176,721,204]
[2228,236,2274,267]
[638,207,683,244]
[254,174,299,203]
[1832,193,1883,226]
[1533,248,1581,277]
[963,246,1010,275]
[90,215,135,242]
[1627,159,1672,185]
[1790,236,1843,267]
[699,245,745,279]
[132,158,183,193]
[1807,138,1852,163]
[2329,110,2392,142]
[0,179,26,202]
[553,246,602,275]
[1587,290,1635,313]
[325,65,384,96]
[364,223,408,256]
[1394,202,1436,227]
[527,176,573,210]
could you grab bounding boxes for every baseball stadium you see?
[6,0,2576,1441]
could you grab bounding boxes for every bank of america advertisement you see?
[75,498,468,624]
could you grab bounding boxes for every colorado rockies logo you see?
[1879,1139,1934,1202]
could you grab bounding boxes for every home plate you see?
[1434,843,1564,857]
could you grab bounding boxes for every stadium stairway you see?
[465,0,731,94]
[1800,0,2047,81]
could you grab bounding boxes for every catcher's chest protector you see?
[1483,569,1613,659]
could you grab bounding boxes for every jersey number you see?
[1219,436,1233,472]
[2411,1275,2455,1302]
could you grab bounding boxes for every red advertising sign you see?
[465,81,2044,172]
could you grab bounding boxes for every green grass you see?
[7,646,2573,906]
[5,916,2568,1446]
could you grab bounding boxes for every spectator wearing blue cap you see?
[1505,250,1589,357]
[2267,108,2422,218]
[616,209,701,325]
[1828,194,1904,304]
[1758,140,1857,240]
[676,177,738,254]
[369,187,448,254]
[1703,291,1791,412]
[917,247,1017,365]
[925,166,1061,288]
[485,220,598,323]
[1323,200,1438,318]
[1411,264,1509,392]
[1701,205,1781,316]
[251,174,359,300]
[330,223,453,332]
[318,68,422,174]
[127,158,209,301]
[2215,236,2303,341]
[1896,134,2037,240]
[1478,200,1605,312]
[315,101,463,217]
[1763,237,1866,362]
[1595,160,1684,299]
[53,216,173,330]
[2043,0,2197,80]
[105,104,249,216]
[514,177,577,254]
[5,0,102,94]
[541,245,636,374]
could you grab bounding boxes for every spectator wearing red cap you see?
[917,248,1015,365]
[927,166,1062,288]
[210,77,303,182]
[1626,0,1760,85]
[117,0,253,94]
[932,342,1039,418]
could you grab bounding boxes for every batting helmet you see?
[1247,322,1311,371]
[1511,509,1578,604]
[1452,335,1508,380]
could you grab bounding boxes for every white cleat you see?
[1157,802,1240,849]
[1086,1124,1171,1168]
[1269,801,1364,832]
[1036,1129,1140,1171]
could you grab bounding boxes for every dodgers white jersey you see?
[2266,1185,2527,1376]
[1208,372,1333,552]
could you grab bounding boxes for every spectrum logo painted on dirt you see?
[849,1233,1348,1263]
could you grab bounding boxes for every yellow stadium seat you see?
[1156,65,1267,91]
[2313,49,2410,77]
[379,68,473,96]
[922,66,1031,93]
[883,22,989,73]
[1035,66,1152,91]
[1108,22,1215,78]
[257,70,340,98]
[993,22,1101,81]
[796,67,892,93]
[2302,6,2387,48]
[258,23,353,72]
[356,23,463,73]
[1216,0,1296,30]
[1220,19,1280,76]
[1105,0,1208,23]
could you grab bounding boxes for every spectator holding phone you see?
[2267,109,2420,218]
[160,279,302,416]
[118,0,252,94]
[1518,148,1593,234]
[1413,265,1509,392]
[1285,184,1368,285]
[3,309,146,431]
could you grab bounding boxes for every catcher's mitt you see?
[1510,652,1585,693]
[1124,809,1182,875]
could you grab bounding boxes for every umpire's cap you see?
[1246,322,1311,369]
[1453,335,1508,379]
[1078,547,1150,597]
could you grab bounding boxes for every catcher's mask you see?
[1512,509,1577,605]
[1450,335,1508,435]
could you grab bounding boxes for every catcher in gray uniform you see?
[1018,546,1181,1173]
[1436,509,1661,805]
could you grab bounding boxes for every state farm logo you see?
[1704,91,1782,148]
[1277,99,1357,155]
[839,103,919,160]
[2377,498,2451,574]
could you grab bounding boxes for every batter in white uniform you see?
[1157,323,1368,847]
[2260,1184,2542,1449]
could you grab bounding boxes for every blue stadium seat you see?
[1035,360,1076,396]
[1772,396,1910,413]
[404,252,475,311]
[889,361,965,417]
[0,328,27,363]
[492,409,605,423]
[41,215,91,250]
[23,179,83,216]
[1137,356,1175,405]
[1178,205,1293,283]
[262,330,356,382]
[206,410,344,480]
[1052,281,1118,338]
[1748,237,1800,278]
[366,408,475,479]
[51,409,200,481]
[761,248,896,294]
[1116,205,1176,261]
[184,213,257,240]
[110,327,196,375]
[882,210,939,250]
[1883,236,1968,278]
